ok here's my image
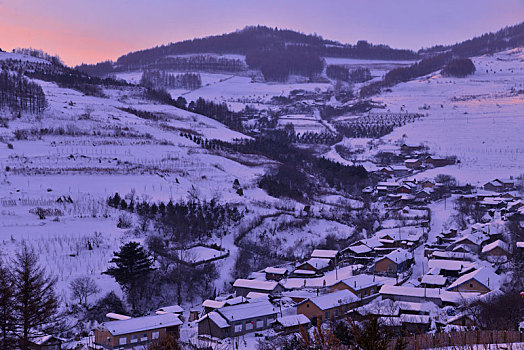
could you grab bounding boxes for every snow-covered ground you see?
[377,48,524,184]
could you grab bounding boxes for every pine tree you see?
[11,245,58,348]
[0,259,16,349]
[104,242,154,310]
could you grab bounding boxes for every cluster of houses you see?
[88,176,522,348]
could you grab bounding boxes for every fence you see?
[389,330,524,350]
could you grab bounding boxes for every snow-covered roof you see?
[303,258,331,270]
[225,296,246,306]
[103,314,182,336]
[156,304,184,314]
[431,251,470,260]
[446,313,472,324]
[428,259,467,272]
[380,285,441,299]
[218,300,278,322]
[106,313,131,321]
[421,274,447,286]
[265,267,287,275]
[294,269,316,275]
[339,274,381,291]
[274,314,310,328]
[481,240,508,254]
[447,267,501,292]
[197,311,229,328]
[246,292,269,300]
[345,244,372,255]
[306,290,359,310]
[400,314,431,324]
[360,237,384,249]
[379,249,413,265]
[517,242,524,249]
[454,231,488,246]
[233,279,280,291]
[202,299,226,309]
[311,249,338,259]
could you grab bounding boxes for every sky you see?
[0,0,523,66]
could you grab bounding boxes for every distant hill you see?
[76,25,419,76]
[418,21,524,57]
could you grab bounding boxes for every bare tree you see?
[70,276,100,307]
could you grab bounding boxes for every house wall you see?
[375,258,397,273]
[235,284,283,297]
[198,318,229,339]
[94,327,171,349]
[227,313,278,337]
[486,247,508,256]
[329,282,379,298]
[297,300,355,325]
[448,279,491,294]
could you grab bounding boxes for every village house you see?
[202,299,227,314]
[379,285,480,307]
[405,158,422,169]
[155,304,184,316]
[264,267,288,281]
[450,231,489,254]
[94,313,182,349]
[483,180,505,192]
[310,249,340,264]
[329,274,382,299]
[420,274,447,288]
[447,313,475,327]
[375,249,413,274]
[296,289,360,325]
[481,239,510,258]
[424,156,455,168]
[295,257,332,273]
[233,279,284,297]
[271,314,311,334]
[446,267,500,294]
[24,335,63,350]
[197,300,278,339]
[427,259,471,277]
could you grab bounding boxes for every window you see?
[469,283,473,288]
[152,332,160,340]
[325,311,330,320]
[131,334,138,343]
[334,309,339,317]
[245,321,254,331]
[119,337,127,345]
[141,333,148,342]
[234,324,242,333]
[256,320,264,329]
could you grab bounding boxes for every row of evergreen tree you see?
[360,52,453,97]
[140,71,202,90]
[107,194,244,242]
[246,46,324,81]
[0,71,47,113]
[326,65,372,83]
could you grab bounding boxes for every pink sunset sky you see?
[1,0,523,66]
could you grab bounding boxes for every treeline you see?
[326,65,372,83]
[441,58,476,77]
[360,52,452,97]
[0,71,47,113]
[246,46,324,81]
[107,193,244,242]
[419,21,524,58]
[24,62,130,97]
[77,55,244,76]
[114,26,418,69]
[142,90,245,131]
[140,70,202,90]
[13,47,63,65]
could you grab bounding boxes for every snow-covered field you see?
[377,48,524,184]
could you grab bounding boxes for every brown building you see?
[198,300,278,339]
[481,240,509,257]
[375,249,413,274]
[329,275,382,299]
[233,279,284,297]
[296,290,359,325]
[94,314,182,349]
[446,267,499,294]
